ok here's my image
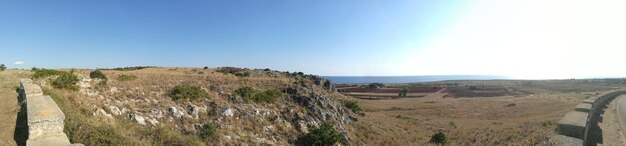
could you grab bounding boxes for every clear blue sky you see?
[2,1,625,78]
[0,0,466,75]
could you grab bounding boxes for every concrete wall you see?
[18,78,82,146]
[554,89,626,146]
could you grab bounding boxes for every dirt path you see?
[593,95,626,146]
[0,70,28,146]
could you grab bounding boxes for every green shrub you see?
[32,68,65,78]
[253,89,282,103]
[52,72,80,90]
[90,70,107,80]
[199,123,219,141]
[170,84,210,100]
[298,122,348,146]
[235,87,259,99]
[117,74,137,81]
[429,131,450,146]
[344,101,363,112]
[235,87,283,103]
[0,64,5,71]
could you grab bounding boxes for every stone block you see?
[26,133,70,146]
[574,103,592,113]
[27,95,65,140]
[557,111,588,139]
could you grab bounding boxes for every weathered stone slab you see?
[583,98,596,104]
[27,95,65,140]
[558,111,588,139]
[21,83,43,99]
[26,133,71,146]
[574,103,592,113]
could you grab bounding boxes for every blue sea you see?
[323,75,509,84]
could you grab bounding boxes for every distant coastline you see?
[323,75,509,84]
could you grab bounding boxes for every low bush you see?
[90,70,107,80]
[235,87,259,99]
[298,122,348,146]
[32,68,65,78]
[344,101,363,112]
[52,72,80,90]
[199,123,219,141]
[429,131,450,146]
[253,88,282,103]
[117,74,137,81]
[235,87,283,103]
[0,64,5,71]
[170,84,210,100]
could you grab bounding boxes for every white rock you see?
[147,118,159,126]
[168,106,185,118]
[108,106,122,116]
[222,108,235,117]
[263,125,274,132]
[110,87,119,93]
[133,115,147,126]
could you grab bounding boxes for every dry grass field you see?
[343,80,626,145]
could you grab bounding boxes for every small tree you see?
[203,66,209,69]
[429,131,450,146]
[0,64,6,71]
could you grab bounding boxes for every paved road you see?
[591,95,626,146]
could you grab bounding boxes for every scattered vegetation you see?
[105,66,154,71]
[429,131,450,146]
[298,122,348,146]
[216,67,250,77]
[344,101,363,112]
[52,72,80,90]
[32,68,65,78]
[117,74,137,81]
[0,64,5,71]
[235,87,283,103]
[170,84,210,100]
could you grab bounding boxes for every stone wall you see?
[554,89,626,146]
[18,78,82,146]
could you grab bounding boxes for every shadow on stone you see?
[587,100,610,146]
[14,90,27,146]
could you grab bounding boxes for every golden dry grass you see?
[345,81,618,145]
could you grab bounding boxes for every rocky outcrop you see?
[19,78,83,146]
